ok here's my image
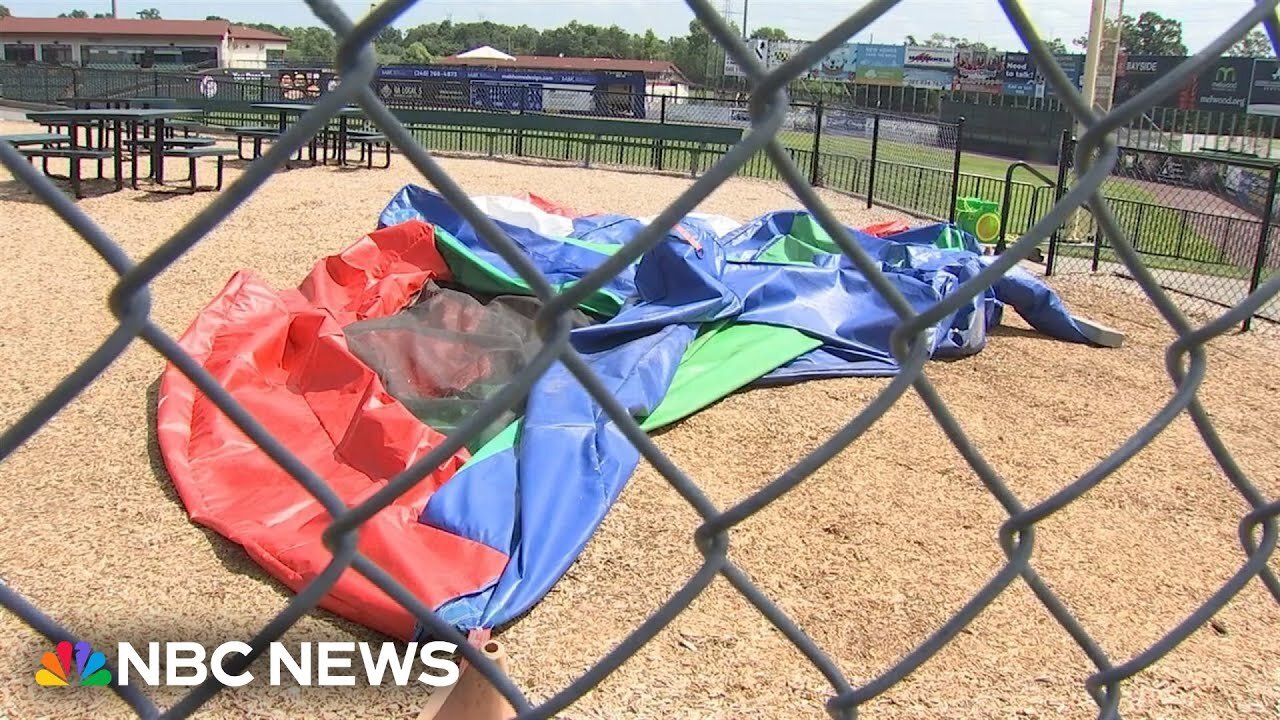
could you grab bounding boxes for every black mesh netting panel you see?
[344,280,597,452]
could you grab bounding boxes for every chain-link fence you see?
[3,0,1280,718]
[1050,138,1280,330]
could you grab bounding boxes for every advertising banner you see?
[1191,57,1254,111]
[854,43,905,85]
[1112,54,1193,107]
[904,45,956,69]
[1044,54,1084,94]
[822,108,872,137]
[1002,52,1036,96]
[954,48,1005,93]
[813,43,858,82]
[378,65,608,86]
[378,66,465,80]
[277,69,326,99]
[723,38,767,77]
[766,40,813,75]
[1248,58,1280,115]
[903,67,953,89]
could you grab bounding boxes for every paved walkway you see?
[0,103,38,121]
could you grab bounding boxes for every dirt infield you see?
[1,118,1278,720]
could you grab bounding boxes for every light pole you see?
[1079,0,1123,129]
[1068,0,1123,241]
[1079,0,1105,126]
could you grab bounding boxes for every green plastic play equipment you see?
[934,225,969,250]
[954,197,1002,244]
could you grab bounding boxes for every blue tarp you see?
[376,186,1101,635]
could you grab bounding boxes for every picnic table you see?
[23,107,204,192]
[0,132,72,147]
[249,103,377,167]
[57,97,203,137]
[60,96,148,110]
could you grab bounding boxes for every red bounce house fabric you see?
[156,219,509,641]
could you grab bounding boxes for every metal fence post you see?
[653,95,667,171]
[867,113,880,209]
[1243,164,1280,331]
[810,99,824,187]
[948,116,965,223]
[1045,129,1073,277]
[998,164,1016,254]
[515,91,527,157]
[1090,219,1103,273]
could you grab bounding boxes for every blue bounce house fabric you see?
[376,187,1100,635]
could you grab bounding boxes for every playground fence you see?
[1048,136,1280,331]
[2,2,1280,718]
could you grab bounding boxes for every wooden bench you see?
[18,147,117,198]
[160,146,237,193]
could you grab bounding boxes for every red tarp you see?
[156,220,509,640]
[860,219,912,237]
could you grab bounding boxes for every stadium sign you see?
[1247,59,1280,115]
[1002,52,1036,96]
[723,38,768,77]
[1196,57,1253,110]
[904,45,955,69]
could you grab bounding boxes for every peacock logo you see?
[35,641,112,687]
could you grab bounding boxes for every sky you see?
[1,0,1256,53]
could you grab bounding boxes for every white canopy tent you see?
[454,45,517,61]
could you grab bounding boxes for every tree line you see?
[1067,11,1273,59]
[909,13,1274,59]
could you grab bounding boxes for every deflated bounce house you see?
[157,185,1118,642]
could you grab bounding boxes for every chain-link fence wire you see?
[2,0,1280,718]
[1051,140,1280,329]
